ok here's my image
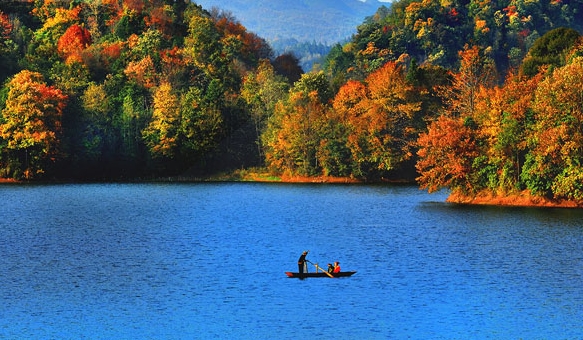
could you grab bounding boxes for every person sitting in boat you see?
[298,251,309,273]
[327,263,334,273]
[333,261,341,273]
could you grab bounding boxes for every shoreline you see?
[447,190,583,208]
[3,176,583,208]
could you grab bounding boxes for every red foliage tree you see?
[57,24,92,64]
[0,11,12,43]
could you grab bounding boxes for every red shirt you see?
[333,265,341,273]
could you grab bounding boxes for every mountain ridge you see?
[194,0,391,44]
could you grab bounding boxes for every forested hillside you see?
[2,0,583,205]
[315,0,583,201]
[0,0,293,180]
[258,0,583,202]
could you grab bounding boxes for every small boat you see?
[285,271,357,278]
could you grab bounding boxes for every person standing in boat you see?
[333,261,341,273]
[298,251,309,273]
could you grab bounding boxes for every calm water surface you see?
[0,183,581,339]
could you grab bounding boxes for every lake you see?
[0,183,581,339]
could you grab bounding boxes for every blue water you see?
[0,183,581,339]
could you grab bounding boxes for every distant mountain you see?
[193,0,391,44]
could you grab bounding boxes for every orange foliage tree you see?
[445,45,497,118]
[360,61,421,173]
[331,61,421,178]
[417,45,495,193]
[124,55,158,89]
[0,70,67,179]
[416,115,480,193]
[327,80,368,176]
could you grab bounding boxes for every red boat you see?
[285,271,357,278]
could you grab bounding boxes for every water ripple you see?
[0,184,581,338]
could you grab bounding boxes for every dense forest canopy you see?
[0,0,282,179]
[1,0,583,204]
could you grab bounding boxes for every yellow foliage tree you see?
[142,82,180,159]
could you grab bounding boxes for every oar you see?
[307,260,335,278]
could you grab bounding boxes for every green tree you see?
[77,82,112,171]
[183,7,222,77]
[521,27,581,77]
[523,57,583,200]
[322,43,355,92]
[241,59,289,162]
[179,86,224,165]
[263,90,328,176]
[473,72,541,193]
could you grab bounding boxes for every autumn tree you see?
[144,1,181,38]
[471,72,542,193]
[262,72,331,176]
[522,57,583,200]
[124,55,158,89]
[0,10,17,83]
[0,70,67,179]
[416,115,480,193]
[212,9,272,66]
[272,52,303,84]
[329,80,368,176]
[358,61,421,176]
[417,45,495,194]
[142,81,180,160]
[446,45,497,117]
[57,24,92,64]
[329,61,423,179]
[26,6,82,73]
